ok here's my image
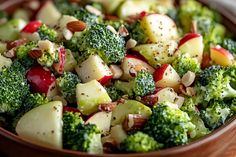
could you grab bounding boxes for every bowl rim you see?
[1,0,236,156]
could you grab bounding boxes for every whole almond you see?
[67,20,87,33]
[28,49,43,59]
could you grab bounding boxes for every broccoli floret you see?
[222,38,236,56]
[0,61,29,115]
[56,1,98,25]
[78,24,125,64]
[195,65,236,102]
[11,93,48,131]
[127,20,148,44]
[120,132,163,153]
[103,20,124,30]
[180,97,197,113]
[56,72,81,103]
[63,111,103,154]
[38,24,58,42]
[105,86,124,102]
[172,54,201,77]
[16,41,37,59]
[200,100,231,130]
[143,102,195,148]
[114,71,155,97]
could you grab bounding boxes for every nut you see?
[126,38,137,49]
[181,71,196,87]
[118,25,129,37]
[67,20,87,33]
[174,96,185,108]
[107,25,118,35]
[62,28,73,40]
[98,102,117,112]
[140,93,158,106]
[123,114,147,131]
[85,5,102,16]
[109,64,123,79]
[180,84,196,97]
[28,49,43,59]
[3,48,16,58]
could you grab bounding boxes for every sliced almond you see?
[118,25,129,37]
[107,25,118,35]
[186,87,196,96]
[126,38,137,49]
[85,5,102,16]
[28,49,43,59]
[122,114,147,131]
[67,20,86,33]
[109,64,123,79]
[174,96,185,108]
[98,102,117,112]
[181,71,196,87]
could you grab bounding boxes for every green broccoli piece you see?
[222,38,236,56]
[143,102,195,148]
[16,41,37,59]
[11,93,48,131]
[172,54,201,77]
[195,65,236,102]
[200,100,231,130]
[78,24,125,64]
[114,71,155,97]
[38,24,58,42]
[127,20,149,44]
[105,86,124,102]
[63,111,103,154]
[120,132,163,153]
[0,61,29,115]
[56,1,98,25]
[103,19,125,30]
[180,97,197,113]
[56,72,81,103]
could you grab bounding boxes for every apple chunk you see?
[16,101,63,149]
[85,111,112,135]
[36,1,61,26]
[140,14,178,43]
[154,64,181,90]
[121,54,155,80]
[210,46,234,66]
[156,87,177,104]
[76,80,112,115]
[178,33,204,63]
[75,55,112,85]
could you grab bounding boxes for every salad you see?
[0,0,236,154]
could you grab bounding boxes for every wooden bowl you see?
[1,1,236,157]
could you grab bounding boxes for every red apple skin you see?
[178,33,202,48]
[21,21,42,33]
[26,65,56,94]
[210,47,234,66]
[154,64,169,82]
[211,47,234,60]
[53,47,66,74]
[99,75,113,85]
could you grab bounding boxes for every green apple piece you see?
[140,14,178,43]
[111,100,152,126]
[75,55,112,83]
[90,0,124,14]
[110,125,127,144]
[76,80,112,115]
[117,0,154,19]
[0,42,7,54]
[0,55,12,71]
[13,9,30,22]
[64,49,77,72]
[36,1,61,26]
[133,41,178,67]
[15,101,63,149]
[0,19,26,41]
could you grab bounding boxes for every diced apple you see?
[117,0,154,19]
[85,111,112,135]
[75,55,112,85]
[121,54,155,80]
[110,125,127,145]
[156,87,177,104]
[53,47,66,74]
[210,46,234,66]
[140,14,178,43]
[63,49,77,72]
[0,55,12,71]
[154,64,181,90]
[133,41,178,67]
[178,33,204,63]
[26,65,56,94]
[16,101,63,149]
[36,1,61,26]
[76,80,112,115]
[111,100,152,126]
[91,0,123,14]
